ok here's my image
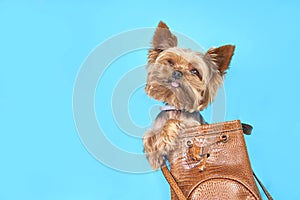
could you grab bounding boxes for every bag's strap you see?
[161,164,273,200]
[253,171,273,200]
[161,165,187,200]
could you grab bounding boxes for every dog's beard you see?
[145,71,208,112]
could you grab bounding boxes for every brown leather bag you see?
[161,120,273,200]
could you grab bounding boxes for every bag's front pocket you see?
[188,178,259,200]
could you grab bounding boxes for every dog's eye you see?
[190,69,199,75]
[190,69,203,80]
[167,59,174,67]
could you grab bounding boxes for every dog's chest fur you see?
[152,110,206,132]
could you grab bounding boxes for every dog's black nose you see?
[172,70,183,80]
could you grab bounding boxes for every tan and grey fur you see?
[143,21,235,170]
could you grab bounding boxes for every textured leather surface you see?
[168,120,261,200]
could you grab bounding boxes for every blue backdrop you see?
[1,1,299,199]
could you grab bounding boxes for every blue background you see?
[1,0,299,199]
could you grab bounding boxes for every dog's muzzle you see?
[172,70,183,80]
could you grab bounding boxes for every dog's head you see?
[145,21,235,112]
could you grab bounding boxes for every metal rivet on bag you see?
[186,140,193,148]
[220,134,229,143]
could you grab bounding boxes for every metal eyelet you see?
[220,134,229,143]
[186,140,193,148]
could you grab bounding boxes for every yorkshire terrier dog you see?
[143,21,235,170]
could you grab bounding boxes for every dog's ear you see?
[205,45,235,75]
[152,21,178,49]
[148,21,178,64]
